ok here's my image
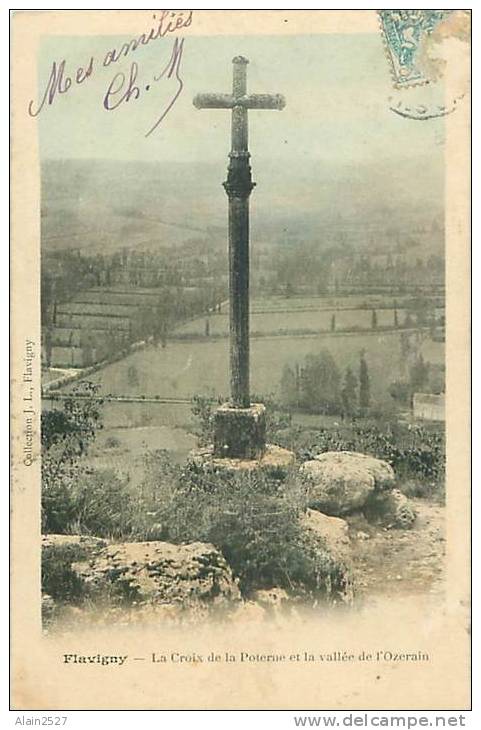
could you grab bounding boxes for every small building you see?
[412,393,445,422]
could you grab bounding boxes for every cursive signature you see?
[28,56,94,117]
[27,10,191,135]
[103,37,184,137]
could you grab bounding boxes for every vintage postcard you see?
[10,9,471,710]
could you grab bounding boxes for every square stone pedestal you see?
[214,402,266,459]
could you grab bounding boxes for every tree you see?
[404,312,414,328]
[127,365,139,388]
[298,349,341,415]
[205,318,210,337]
[394,308,399,328]
[341,366,358,417]
[279,364,298,408]
[411,295,429,327]
[389,380,411,404]
[43,326,53,368]
[371,309,378,330]
[330,314,336,332]
[359,351,370,415]
[410,354,430,392]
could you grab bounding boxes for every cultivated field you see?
[176,308,412,336]
[74,331,403,408]
[52,295,444,467]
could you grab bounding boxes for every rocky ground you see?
[347,498,445,598]
[41,451,446,629]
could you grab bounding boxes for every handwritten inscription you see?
[103,37,184,137]
[28,57,94,118]
[27,10,192,135]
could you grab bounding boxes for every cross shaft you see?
[194,56,285,408]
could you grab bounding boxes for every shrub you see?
[42,542,88,604]
[190,395,216,446]
[278,420,445,493]
[152,463,352,601]
[42,381,104,532]
[43,466,139,538]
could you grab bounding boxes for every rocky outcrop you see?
[42,534,108,554]
[300,451,395,515]
[299,508,351,563]
[298,451,415,529]
[298,508,354,603]
[71,540,241,617]
[364,488,417,529]
[249,587,290,615]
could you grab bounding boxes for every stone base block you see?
[214,402,266,459]
[189,444,296,480]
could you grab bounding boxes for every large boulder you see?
[299,508,351,563]
[364,488,417,529]
[250,587,291,616]
[71,540,241,617]
[42,534,108,553]
[299,451,395,516]
[298,508,354,604]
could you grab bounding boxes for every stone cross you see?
[194,56,285,411]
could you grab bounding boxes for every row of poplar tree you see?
[279,349,370,416]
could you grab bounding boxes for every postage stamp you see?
[378,9,454,88]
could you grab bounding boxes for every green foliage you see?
[279,364,298,409]
[41,382,103,455]
[252,393,293,440]
[42,542,91,603]
[390,358,445,405]
[299,350,342,414]
[279,349,372,417]
[43,423,182,538]
[389,380,412,404]
[42,382,104,533]
[43,466,139,537]
[279,350,342,415]
[42,434,352,601]
[190,395,216,446]
[410,354,430,392]
[155,464,351,600]
[341,366,358,417]
[359,351,370,414]
[280,420,445,488]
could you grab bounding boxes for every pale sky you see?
[36,32,445,169]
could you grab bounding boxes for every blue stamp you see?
[378,10,453,87]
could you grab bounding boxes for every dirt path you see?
[346,499,445,598]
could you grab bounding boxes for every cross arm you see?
[193,93,286,111]
[193,93,234,109]
[244,94,285,110]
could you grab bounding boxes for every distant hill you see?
[41,157,444,255]
[41,158,227,254]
